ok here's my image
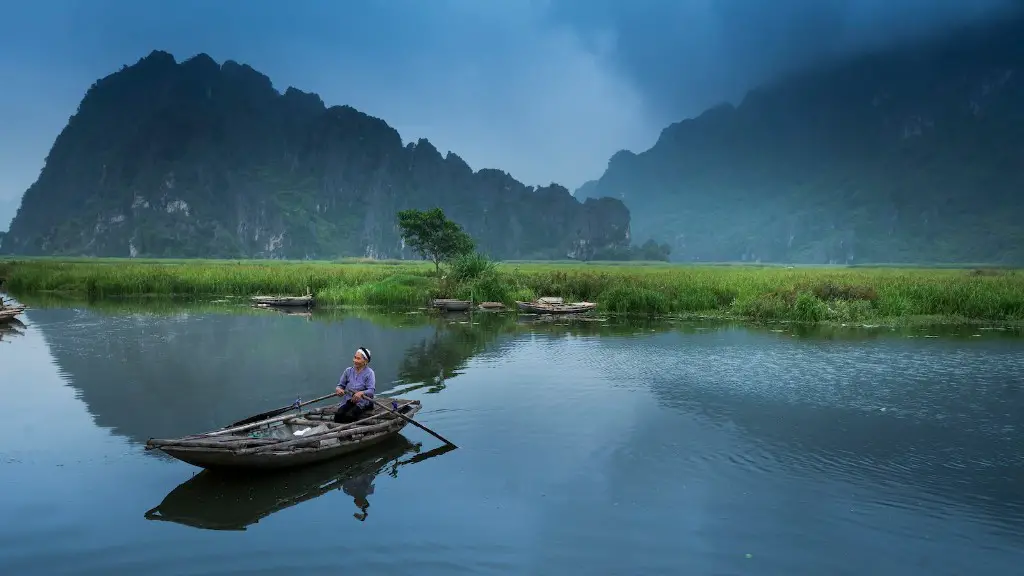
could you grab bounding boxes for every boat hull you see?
[148,399,421,471]
[431,299,471,312]
[158,429,402,470]
[0,307,26,322]
[250,295,313,307]
[516,301,597,314]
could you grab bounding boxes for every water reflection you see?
[0,317,26,343]
[144,436,455,531]
[9,296,1024,532]
[4,294,1024,573]
[621,328,1024,539]
[14,305,439,445]
[9,296,687,446]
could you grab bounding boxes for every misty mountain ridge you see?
[0,196,16,232]
[580,14,1024,264]
[0,51,631,260]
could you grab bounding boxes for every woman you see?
[334,347,376,423]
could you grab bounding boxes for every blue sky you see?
[0,0,1016,220]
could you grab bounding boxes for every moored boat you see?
[430,298,472,312]
[516,300,597,314]
[0,306,26,323]
[252,302,313,318]
[145,397,421,470]
[250,294,314,307]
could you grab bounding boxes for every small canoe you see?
[143,436,455,531]
[516,300,597,314]
[478,301,506,311]
[145,397,421,470]
[250,294,314,307]
[430,298,471,312]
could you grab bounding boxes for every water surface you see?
[1,297,1023,575]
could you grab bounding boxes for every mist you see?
[0,0,1017,203]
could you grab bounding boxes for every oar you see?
[342,388,457,448]
[225,392,336,428]
[369,395,457,448]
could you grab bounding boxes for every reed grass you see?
[2,257,1023,325]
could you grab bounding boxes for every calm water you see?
[2,296,1023,575]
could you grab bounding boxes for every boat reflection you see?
[0,318,26,342]
[144,436,455,530]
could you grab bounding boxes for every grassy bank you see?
[2,257,1023,325]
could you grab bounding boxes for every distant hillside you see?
[573,179,601,202]
[0,196,16,232]
[582,15,1024,264]
[1,51,630,260]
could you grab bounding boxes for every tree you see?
[396,208,475,274]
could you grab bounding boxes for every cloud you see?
[0,0,656,202]
[0,0,1018,204]
[547,0,1019,120]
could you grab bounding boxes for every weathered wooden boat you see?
[144,436,454,530]
[430,298,471,312]
[516,300,598,314]
[0,306,26,322]
[478,301,506,311]
[250,294,314,307]
[145,397,421,470]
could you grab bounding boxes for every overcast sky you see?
[0,0,1017,211]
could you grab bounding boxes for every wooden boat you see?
[430,298,471,312]
[477,301,506,311]
[144,436,454,531]
[250,294,314,307]
[516,300,597,314]
[145,397,421,470]
[0,306,26,322]
[252,302,312,318]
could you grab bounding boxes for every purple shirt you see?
[337,366,375,409]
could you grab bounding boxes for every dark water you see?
[2,296,1023,575]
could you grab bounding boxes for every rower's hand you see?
[335,386,344,396]
[353,391,365,401]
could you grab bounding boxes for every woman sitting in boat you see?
[334,347,376,423]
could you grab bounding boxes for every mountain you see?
[0,195,16,232]
[0,51,630,260]
[573,179,602,202]
[581,15,1024,265]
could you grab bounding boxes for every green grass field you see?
[2,256,1023,325]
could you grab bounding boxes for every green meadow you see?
[2,256,1023,325]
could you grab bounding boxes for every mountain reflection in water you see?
[144,436,456,531]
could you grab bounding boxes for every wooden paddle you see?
[342,388,457,448]
[225,392,336,428]
[373,396,456,448]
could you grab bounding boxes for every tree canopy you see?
[396,208,475,273]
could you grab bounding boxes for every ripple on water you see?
[552,328,1024,544]
[4,309,1024,575]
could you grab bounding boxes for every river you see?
[1,296,1022,575]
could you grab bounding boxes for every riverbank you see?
[2,257,1023,325]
